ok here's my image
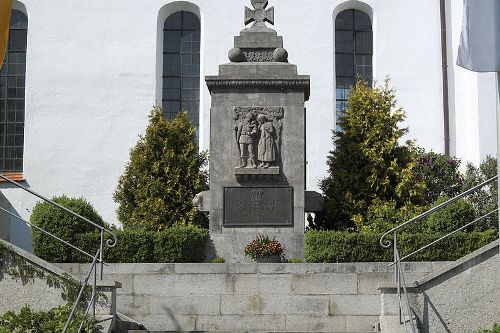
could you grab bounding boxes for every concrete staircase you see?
[0,239,121,333]
[378,240,499,333]
[2,237,498,332]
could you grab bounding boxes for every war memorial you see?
[199,0,312,261]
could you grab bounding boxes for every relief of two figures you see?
[234,112,278,169]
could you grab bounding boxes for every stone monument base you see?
[206,230,305,263]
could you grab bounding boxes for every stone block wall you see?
[0,240,66,315]
[58,262,448,332]
[414,242,499,333]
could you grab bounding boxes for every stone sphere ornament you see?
[273,47,288,62]
[228,47,245,62]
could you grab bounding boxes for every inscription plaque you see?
[223,187,293,227]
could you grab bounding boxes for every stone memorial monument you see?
[203,0,310,262]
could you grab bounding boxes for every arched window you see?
[162,11,200,127]
[0,9,27,173]
[335,9,372,129]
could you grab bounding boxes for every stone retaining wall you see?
[57,262,449,332]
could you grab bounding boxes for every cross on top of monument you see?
[244,0,275,27]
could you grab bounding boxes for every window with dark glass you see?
[335,9,372,130]
[0,9,27,173]
[162,11,200,127]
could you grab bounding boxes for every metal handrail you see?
[380,175,498,248]
[388,209,497,266]
[394,245,417,333]
[0,174,118,332]
[63,248,100,333]
[0,174,117,248]
[379,175,498,333]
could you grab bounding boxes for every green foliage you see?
[152,224,208,263]
[114,108,208,231]
[0,305,98,333]
[74,225,208,263]
[475,324,500,333]
[210,257,225,263]
[413,149,463,205]
[244,234,284,259]
[360,198,426,233]
[423,196,476,234]
[463,156,498,230]
[30,195,106,263]
[320,79,424,230]
[0,241,6,259]
[304,229,497,263]
[288,258,303,263]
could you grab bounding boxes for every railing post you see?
[100,229,104,281]
[93,255,97,318]
[394,232,402,324]
[497,73,500,233]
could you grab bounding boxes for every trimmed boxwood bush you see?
[304,230,497,263]
[31,196,107,263]
[75,225,208,263]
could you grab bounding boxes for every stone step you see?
[117,331,377,333]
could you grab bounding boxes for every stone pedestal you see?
[204,1,310,262]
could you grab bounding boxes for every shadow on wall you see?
[0,188,32,253]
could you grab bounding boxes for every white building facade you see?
[0,0,497,250]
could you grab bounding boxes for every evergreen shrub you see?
[423,196,476,234]
[30,196,106,263]
[114,108,208,230]
[75,225,208,263]
[319,79,424,230]
[463,156,498,230]
[304,229,497,263]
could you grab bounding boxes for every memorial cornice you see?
[205,76,310,100]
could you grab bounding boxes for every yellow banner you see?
[0,0,13,67]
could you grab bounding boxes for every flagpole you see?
[497,72,500,232]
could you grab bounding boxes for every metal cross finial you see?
[245,0,274,27]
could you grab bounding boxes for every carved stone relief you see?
[233,107,283,173]
[242,49,274,62]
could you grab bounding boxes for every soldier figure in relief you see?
[257,114,277,168]
[236,112,258,168]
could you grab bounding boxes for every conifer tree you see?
[114,107,208,230]
[319,80,424,230]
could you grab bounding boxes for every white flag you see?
[457,0,500,72]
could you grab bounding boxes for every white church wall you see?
[0,0,477,248]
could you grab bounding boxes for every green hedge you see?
[305,230,498,263]
[71,225,208,263]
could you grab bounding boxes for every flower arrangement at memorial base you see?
[244,234,284,263]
